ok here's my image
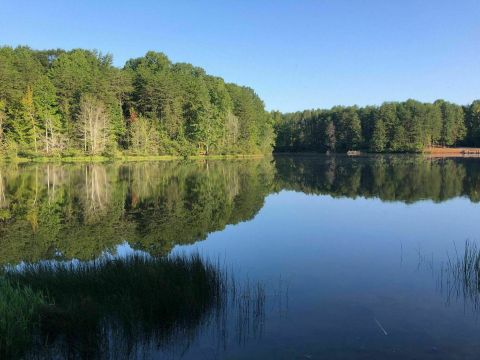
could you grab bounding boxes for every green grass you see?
[3,254,223,358]
[0,278,45,359]
[0,253,268,358]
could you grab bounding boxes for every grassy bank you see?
[2,153,266,164]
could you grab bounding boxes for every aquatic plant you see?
[438,240,480,310]
[5,254,220,358]
[1,253,268,359]
[0,278,45,359]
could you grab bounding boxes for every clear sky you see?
[1,0,479,112]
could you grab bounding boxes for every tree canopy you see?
[275,100,479,153]
[0,46,274,157]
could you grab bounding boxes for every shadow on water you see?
[0,251,276,359]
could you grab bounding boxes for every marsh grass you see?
[0,278,45,359]
[1,254,269,359]
[20,255,219,357]
[437,240,480,310]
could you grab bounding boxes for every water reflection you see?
[417,240,480,313]
[275,155,480,203]
[2,156,480,359]
[1,156,480,265]
[0,160,274,264]
[10,251,269,360]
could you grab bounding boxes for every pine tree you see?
[370,119,387,152]
[16,86,40,153]
[325,121,336,152]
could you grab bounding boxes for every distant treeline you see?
[274,99,480,153]
[0,46,274,158]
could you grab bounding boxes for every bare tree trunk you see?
[79,95,109,156]
[31,113,38,153]
[45,119,49,154]
[0,170,5,209]
[84,120,87,153]
[49,120,56,152]
[0,111,4,144]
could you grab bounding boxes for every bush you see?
[61,148,83,158]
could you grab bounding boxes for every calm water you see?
[3,155,480,359]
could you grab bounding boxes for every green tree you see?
[370,118,387,152]
[129,114,160,155]
[324,120,336,152]
[33,76,63,154]
[466,100,480,146]
[436,100,466,146]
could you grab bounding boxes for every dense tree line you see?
[0,46,274,157]
[274,99,480,153]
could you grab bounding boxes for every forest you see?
[0,46,274,158]
[274,99,480,153]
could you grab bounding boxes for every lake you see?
[2,155,480,359]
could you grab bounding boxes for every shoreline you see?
[423,147,480,158]
[5,148,480,163]
[0,153,266,164]
[274,148,480,158]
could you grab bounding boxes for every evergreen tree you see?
[370,118,387,152]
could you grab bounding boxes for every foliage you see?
[0,46,274,158]
[275,99,479,153]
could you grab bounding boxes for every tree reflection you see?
[0,160,274,264]
[274,155,480,203]
[1,156,480,265]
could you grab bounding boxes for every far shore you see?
[5,148,480,164]
[274,148,480,158]
[0,153,266,164]
[423,147,480,157]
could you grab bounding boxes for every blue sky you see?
[1,0,479,112]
